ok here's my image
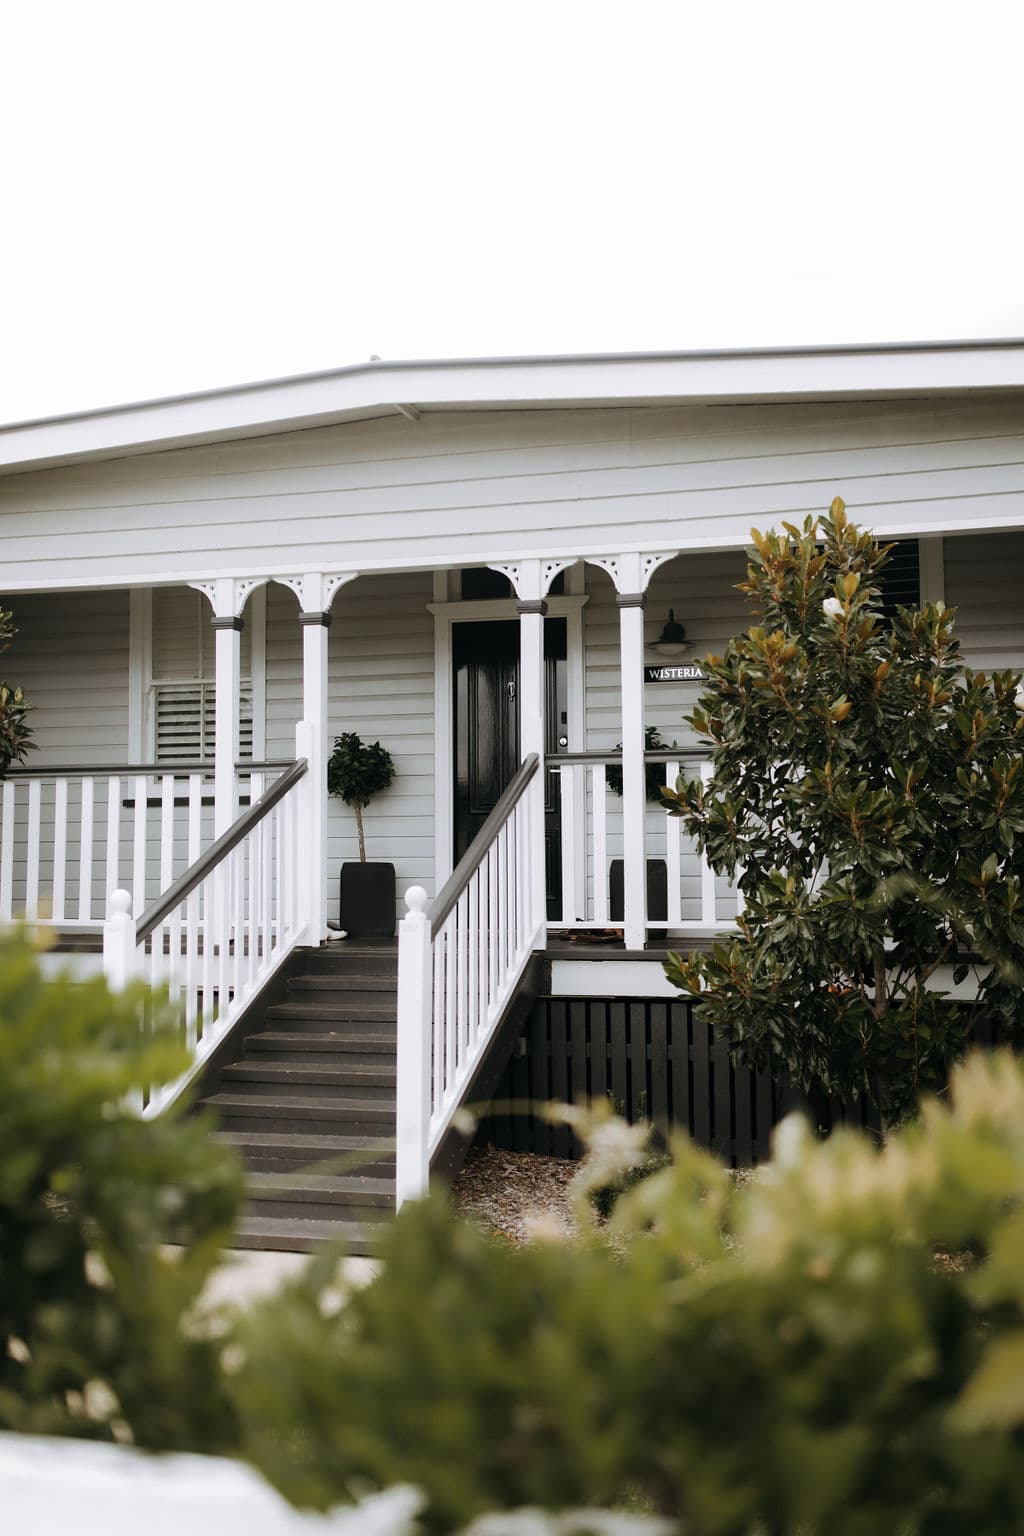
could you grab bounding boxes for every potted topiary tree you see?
[327,732,397,938]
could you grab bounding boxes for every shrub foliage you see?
[230,1055,1024,1534]
[660,501,1024,1122]
[0,929,243,1450]
[0,603,32,776]
[327,731,396,861]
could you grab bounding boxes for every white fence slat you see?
[106,777,121,902]
[592,765,608,926]
[51,778,68,922]
[444,913,457,1105]
[25,779,41,920]
[699,759,716,926]
[132,776,147,918]
[665,758,682,927]
[77,778,94,922]
[559,763,577,925]
[432,930,444,1115]
[0,780,14,918]
[159,775,175,894]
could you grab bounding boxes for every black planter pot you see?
[608,857,668,924]
[339,861,397,939]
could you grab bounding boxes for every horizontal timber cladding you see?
[4,396,1024,586]
[474,996,879,1166]
[264,571,435,927]
[2,588,130,761]
[944,529,1024,671]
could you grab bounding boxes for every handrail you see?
[4,758,294,776]
[546,747,713,766]
[136,757,308,942]
[430,753,539,936]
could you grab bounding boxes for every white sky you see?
[2,0,1022,425]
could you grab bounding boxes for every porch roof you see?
[4,337,1024,478]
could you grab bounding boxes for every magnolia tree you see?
[661,500,1024,1123]
[0,604,31,776]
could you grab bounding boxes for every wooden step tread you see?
[290,974,397,991]
[247,1031,396,1053]
[213,1130,395,1155]
[223,1062,396,1086]
[204,1091,394,1116]
[247,1172,394,1200]
[232,1215,385,1254]
[267,1003,397,1021]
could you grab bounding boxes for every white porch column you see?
[192,577,262,837]
[491,558,574,939]
[519,586,547,933]
[592,552,677,950]
[279,572,358,944]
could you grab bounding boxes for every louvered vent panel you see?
[877,539,921,619]
[154,682,253,763]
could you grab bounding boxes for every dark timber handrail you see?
[136,757,308,943]
[5,758,294,777]
[544,747,713,766]
[430,753,539,937]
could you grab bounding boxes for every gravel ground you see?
[450,1146,580,1243]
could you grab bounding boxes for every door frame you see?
[428,592,589,893]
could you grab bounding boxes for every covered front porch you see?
[3,526,1023,1194]
[0,545,769,953]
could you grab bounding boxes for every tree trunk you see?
[355,804,366,862]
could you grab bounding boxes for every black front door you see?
[453,618,566,918]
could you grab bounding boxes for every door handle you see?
[558,735,568,747]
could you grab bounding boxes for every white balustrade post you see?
[502,558,548,941]
[103,889,136,992]
[212,614,242,837]
[590,550,677,950]
[395,885,433,1207]
[619,593,647,949]
[300,591,330,944]
[294,720,315,939]
[191,578,252,839]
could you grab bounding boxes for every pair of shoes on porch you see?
[326,922,349,940]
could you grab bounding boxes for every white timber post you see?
[294,720,315,938]
[592,552,677,950]
[191,577,260,838]
[103,888,136,991]
[519,562,548,938]
[395,884,433,1206]
[491,557,562,941]
[279,572,357,943]
[300,576,330,945]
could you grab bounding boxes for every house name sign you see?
[644,662,706,683]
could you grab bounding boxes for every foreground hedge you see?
[8,927,1024,1533]
[232,1061,1024,1535]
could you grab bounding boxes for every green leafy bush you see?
[606,726,678,803]
[0,928,243,1451]
[0,603,33,776]
[327,732,396,861]
[661,500,1024,1123]
[226,1053,1024,1534]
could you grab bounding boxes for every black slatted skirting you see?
[474,996,880,1166]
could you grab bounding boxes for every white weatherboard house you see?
[3,340,1024,1239]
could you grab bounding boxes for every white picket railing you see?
[0,761,290,928]
[396,754,544,1204]
[103,752,311,1116]
[551,748,744,933]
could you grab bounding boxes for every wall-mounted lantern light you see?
[650,608,692,656]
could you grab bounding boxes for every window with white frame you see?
[150,588,254,764]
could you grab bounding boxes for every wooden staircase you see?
[202,942,398,1254]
